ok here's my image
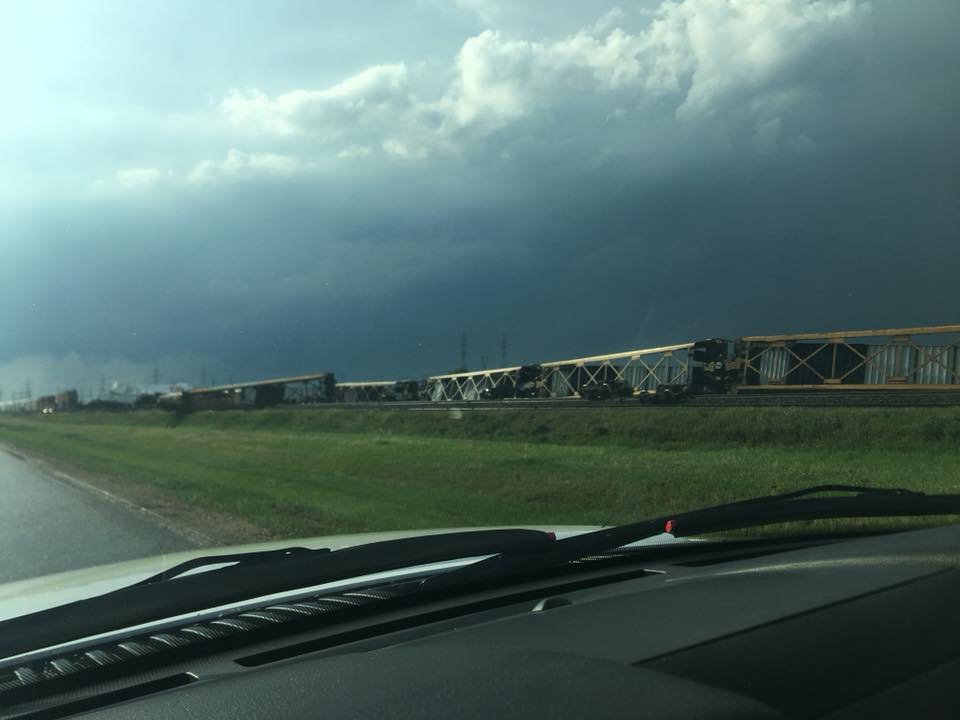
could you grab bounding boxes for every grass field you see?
[2,406,959,542]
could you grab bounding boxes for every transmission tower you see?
[24,380,32,399]
[152,363,160,384]
[459,332,468,372]
[500,333,507,367]
[99,375,107,400]
[200,366,208,387]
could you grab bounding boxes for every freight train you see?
[3,324,958,415]
[0,390,79,415]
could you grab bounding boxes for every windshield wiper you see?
[0,528,554,661]
[133,546,329,586]
[423,485,960,591]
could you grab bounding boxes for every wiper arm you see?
[134,546,329,586]
[0,528,554,661]
[424,485,960,591]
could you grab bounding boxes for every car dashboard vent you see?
[0,548,646,703]
[0,584,408,700]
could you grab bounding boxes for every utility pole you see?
[459,332,468,372]
[500,333,508,367]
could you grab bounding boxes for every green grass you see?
[2,407,959,541]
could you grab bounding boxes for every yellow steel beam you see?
[742,324,960,342]
[740,384,960,391]
[189,372,333,394]
[428,366,523,381]
[541,342,695,367]
[336,381,404,388]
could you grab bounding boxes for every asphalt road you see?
[0,450,198,584]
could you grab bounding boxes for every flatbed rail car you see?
[335,380,423,403]
[390,324,960,403]
[158,372,337,412]
[731,324,960,393]
[422,342,711,402]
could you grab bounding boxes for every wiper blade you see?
[424,485,960,591]
[724,484,925,504]
[0,528,554,661]
[134,546,330,586]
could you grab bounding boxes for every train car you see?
[479,366,546,399]
[335,380,424,402]
[159,373,337,413]
[55,390,79,412]
[426,366,523,402]
[730,325,960,392]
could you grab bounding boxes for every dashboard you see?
[7,524,960,719]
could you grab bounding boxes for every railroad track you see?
[689,391,960,407]
[311,391,960,411]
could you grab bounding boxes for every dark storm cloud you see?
[0,0,958,392]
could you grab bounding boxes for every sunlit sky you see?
[0,0,957,396]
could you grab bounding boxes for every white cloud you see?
[125,0,874,182]
[221,63,414,138]
[89,166,175,195]
[115,167,168,188]
[438,0,870,133]
[337,144,373,159]
[444,31,533,127]
[644,0,871,122]
[187,149,304,183]
[594,7,625,34]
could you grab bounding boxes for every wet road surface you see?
[0,449,198,583]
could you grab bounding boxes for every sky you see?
[0,0,957,396]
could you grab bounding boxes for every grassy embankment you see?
[1,407,959,541]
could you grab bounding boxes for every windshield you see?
[0,0,957,608]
